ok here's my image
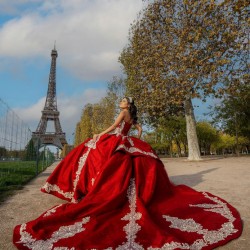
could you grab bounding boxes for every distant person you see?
[13,97,242,249]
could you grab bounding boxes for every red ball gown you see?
[13,121,242,250]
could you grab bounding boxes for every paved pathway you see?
[0,156,249,249]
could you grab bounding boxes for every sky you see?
[0,0,210,147]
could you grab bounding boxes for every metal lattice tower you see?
[32,46,67,149]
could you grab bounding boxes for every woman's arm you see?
[134,123,142,139]
[93,111,126,141]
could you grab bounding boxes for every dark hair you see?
[125,97,138,124]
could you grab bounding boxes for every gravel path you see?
[0,156,249,250]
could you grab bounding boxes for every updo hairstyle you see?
[125,97,138,125]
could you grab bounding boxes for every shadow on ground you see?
[169,168,218,187]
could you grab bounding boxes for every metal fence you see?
[0,98,54,202]
[0,98,31,156]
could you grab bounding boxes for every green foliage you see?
[0,161,49,202]
[61,144,74,158]
[118,0,248,160]
[74,104,94,145]
[196,121,219,155]
[0,147,7,158]
[143,117,248,156]
[0,146,31,161]
[143,131,171,155]
[143,116,187,156]
[74,98,116,146]
[119,0,248,121]
[74,76,128,146]
[107,76,126,107]
[145,117,222,156]
[211,133,249,154]
[25,139,37,160]
[211,82,250,138]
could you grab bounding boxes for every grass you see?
[0,161,51,202]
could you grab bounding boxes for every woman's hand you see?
[93,134,99,141]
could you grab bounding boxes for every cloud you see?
[12,97,45,128]
[58,88,107,135]
[0,0,144,81]
[14,87,107,141]
[0,0,42,16]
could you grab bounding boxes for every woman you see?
[93,97,142,141]
[13,97,242,250]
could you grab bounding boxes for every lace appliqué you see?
[43,183,74,201]
[73,148,91,194]
[90,248,113,250]
[116,178,144,250]
[54,248,75,250]
[85,137,100,149]
[43,204,63,217]
[111,121,125,137]
[18,217,90,250]
[148,242,190,250]
[71,137,100,193]
[151,192,239,250]
[127,137,134,147]
[116,144,158,159]
[42,136,101,203]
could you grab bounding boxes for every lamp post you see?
[35,137,41,176]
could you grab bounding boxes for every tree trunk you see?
[176,140,181,157]
[169,143,173,158]
[184,95,201,161]
[183,142,188,156]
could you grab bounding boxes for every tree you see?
[211,132,249,155]
[61,144,74,158]
[143,131,171,155]
[119,0,249,160]
[107,76,126,106]
[196,121,219,155]
[74,122,82,146]
[0,146,7,158]
[211,82,250,155]
[157,116,187,156]
[74,95,116,146]
[74,104,93,146]
[91,97,116,134]
[143,116,187,157]
[25,139,36,160]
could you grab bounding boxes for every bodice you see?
[113,121,132,136]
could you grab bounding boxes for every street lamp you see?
[35,137,41,176]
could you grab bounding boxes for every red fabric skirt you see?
[13,134,242,249]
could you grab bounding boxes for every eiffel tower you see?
[32,46,67,149]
